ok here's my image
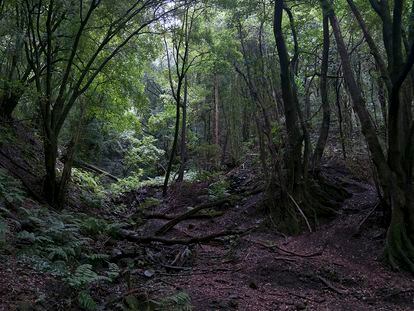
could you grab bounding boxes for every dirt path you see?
[147,166,414,310]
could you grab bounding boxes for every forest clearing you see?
[0,0,414,310]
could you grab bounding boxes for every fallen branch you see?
[353,202,379,236]
[155,197,233,235]
[143,211,224,220]
[317,276,348,295]
[72,160,119,181]
[288,192,312,233]
[119,227,251,245]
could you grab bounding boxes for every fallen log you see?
[155,197,234,236]
[119,227,250,245]
[143,211,224,220]
[72,160,119,181]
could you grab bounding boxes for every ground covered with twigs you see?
[126,164,414,310]
[0,124,413,310]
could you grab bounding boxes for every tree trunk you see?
[163,91,181,196]
[273,0,303,194]
[322,0,388,177]
[213,74,220,146]
[43,134,58,206]
[312,14,331,169]
[177,77,188,182]
[56,115,83,209]
[335,79,347,160]
[0,92,19,119]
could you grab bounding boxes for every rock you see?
[143,269,155,278]
[295,302,307,310]
[249,281,258,289]
[111,248,123,258]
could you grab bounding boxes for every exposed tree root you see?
[265,168,351,235]
[246,238,323,258]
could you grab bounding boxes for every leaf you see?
[78,291,97,311]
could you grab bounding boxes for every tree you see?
[162,1,207,194]
[0,0,31,118]
[312,12,331,170]
[321,0,414,272]
[24,0,177,207]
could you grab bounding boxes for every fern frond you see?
[78,290,97,311]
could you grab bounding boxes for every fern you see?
[85,253,110,263]
[66,264,110,288]
[78,290,97,311]
[152,291,192,311]
[79,217,108,236]
[0,168,26,204]
[106,262,120,281]
[17,230,37,243]
[46,246,69,261]
[0,217,8,247]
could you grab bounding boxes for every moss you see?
[384,212,414,272]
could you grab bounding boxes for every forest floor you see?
[133,164,414,311]
[0,124,413,310]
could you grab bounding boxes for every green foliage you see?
[122,291,192,311]
[270,122,283,147]
[66,264,110,288]
[72,169,106,208]
[79,216,108,237]
[78,290,98,311]
[110,172,143,195]
[0,168,26,204]
[123,135,164,176]
[0,217,7,248]
[0,125,17,145]
[139,197,161,209]
[208,178,230,199]
[152,291,193,311]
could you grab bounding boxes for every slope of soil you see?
[138,165,413,310]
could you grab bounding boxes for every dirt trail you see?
[146,166,414,310]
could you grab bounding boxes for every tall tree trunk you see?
[322,0,388,177]
[163,89,181,196]
[43,133,58,206]
[335,78,347,160]
[377,77,388,132]
[273,0,303,195]
[177,77,188,182]
[56,111,84,209]
[213,74,220,146]
[312,14,331,169]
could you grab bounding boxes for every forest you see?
[0,0,413,309]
